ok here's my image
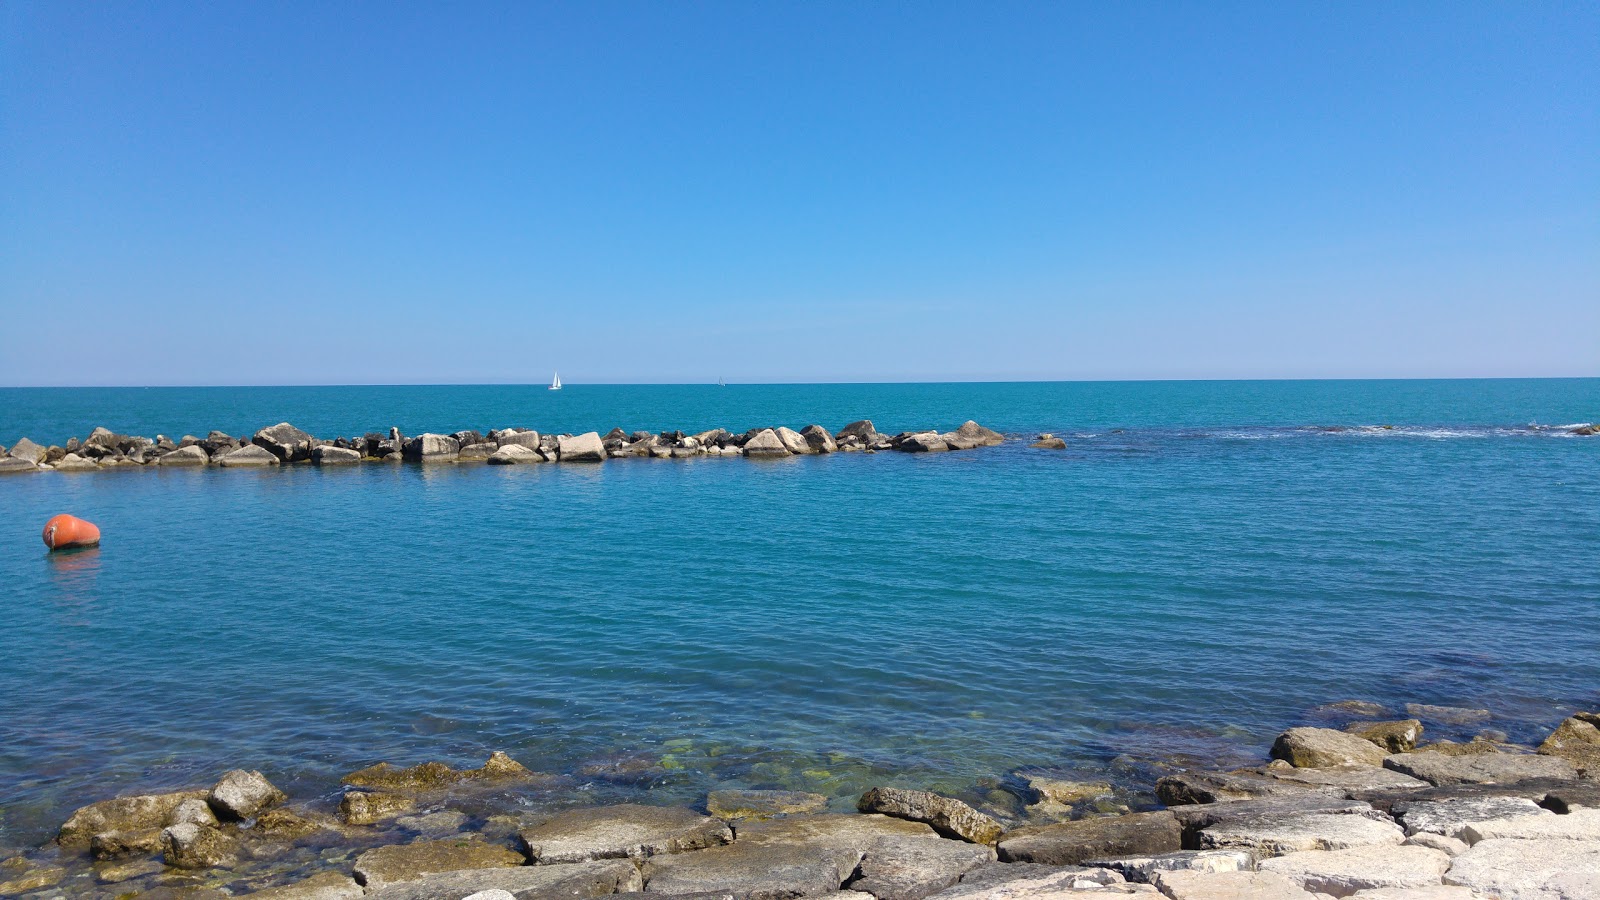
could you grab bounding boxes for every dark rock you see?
[450,430,485,447]
[896,432,951,453]
[799,425,837,453]
[838,420,880,443]
[858,788,1004,844]
[254,422,315,463]
[997,811,1182,865]
[1346,720,1424,753]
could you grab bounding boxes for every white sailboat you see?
[548,371,562,391]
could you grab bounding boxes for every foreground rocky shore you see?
[3,703,1597,899]
[0,420,1011,474]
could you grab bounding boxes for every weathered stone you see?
[458,442,497,460]
[518,803,731,863]
[353,837,525,890]
[640,841,861,898]
[1167,795,1376,831]
[1031,438,1068,450]
[90,827,165,859]
[58,790,209,847]
[488,444,544,464]
[1396,796,1549,838]
[775,427,814,455]
[53,452,101,471]
[497,430,543,449]
[241,871,364,899]
[1412,738,1515,757]
[1258,843,1451,895]
[0,864,66,895]
[219,444,280,467]
[170,798,220,828]
[838,420,880,443]
[254,422,315,463]
[340,790,417,825]
[1026,776,1114,805]
[1151,869,1318,899]
[209,769,286,820]
[1383,750,1577,785]
[555,432,606,462]
[362,859,642,900]
[312,445,362,465]
[706,789,828,820]
[1197,811,1405,858]
[403,433,460,462]
[1459,807,1600,845]
[94,857,165,884]
[943,421,1004,450]
[1404,832,1470,856]
[7,437,47,463]
[742,428,791,457]
[1541,781,1600,813]
[1347,720,1425,754]
[460,892,518,900]
[998,811,1182,865]
[859,788,1004,845]
[848,834,995,900]
[926,863,1151,898]
[1273,728,1389,768]
[1538,715,1600,771]
[736,813,939,851]
[1266,765,1428,793]
[158,444,210,466]
[1087,849,1252,882]
[897,432,950,453]
[1443,837,1600,898]
[1343,888,1477,899]
[393,810,470,836]
[0,456,39,473]
[161,822,237,869]
[1157,770,1320,805]
[343,752,535,792]
[1405,704,1491,727]
[252,807,323,839]
[800,425,837,453]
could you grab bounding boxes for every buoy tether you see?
[43,514,101,551]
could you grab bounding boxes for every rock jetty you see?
[0,420,1009,474]
[3,706,1598,898]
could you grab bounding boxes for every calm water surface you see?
[1,379,1597,847]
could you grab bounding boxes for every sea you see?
[1,379,1596,848]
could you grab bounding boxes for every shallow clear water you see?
[1,379,1597,847]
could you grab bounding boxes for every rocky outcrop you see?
[361,860,641,900]
[312,445,361,465]
[942,421,1004,449]
[557,432,606,462]
[742,428,791,457]
[162,822,237,869]
[209,770,286,820]
[1272,727,1389,768]
[776,427,814,455]
[254,423,315,463]
[706,789,828,820]
[352,837,525,891]
[219,444,280,467]
[896,432,950,453]
[402,433,460,462]
[858,788,1004,844]
[997,810,1182,864]
[57,790,209,847]
[158,444,210,466]
[516,803,731,863]
[847,834,995,900]
[800,425,837,453]
[487,444,543,464]
[7,437,47,464]
[1347,719,1424,753]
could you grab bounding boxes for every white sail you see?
[549,371,562,391]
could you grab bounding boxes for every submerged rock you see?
[705,789,828,820]
[1405,704,1492,726]
[516,803,731,864]
[858,788,1003,845]
[342,751,534,792]
[352,837,525,891]
[340,791,417,825]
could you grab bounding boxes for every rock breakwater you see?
[0,421,1007,474]
[3,706,1597,898]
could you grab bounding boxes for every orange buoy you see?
[43,514,101,551]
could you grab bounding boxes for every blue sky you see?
[2,2,1595,385]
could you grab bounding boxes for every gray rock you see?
[742,428,792,457]
[209,769,286,820]
[353,837,526,891]
[1196,811,1405,858]
[57,790,209,847]
[775,427,814,455]
[1258,843,1451,895]
[1030,437,1068,449]
[161,822,237,869]
[1266,765,1429,793]
[362,859,642,900]
[942,421,1004,450]
[800,425,837,453]
[847,834,995,900]
[1168,795,1377,831]
[1273,727,1390,768]
[239,871,364,899]
[1405,832,1470,856]
[517,803,732,863]
[897,431,950,453]
[859,788,1004,844]
[706,790,828,820]
[158,444,210,466]
[1444,837,1600,898]
[640,841,861,898]
[170,798,220,828]
[0,456,40,473]
[52,452,100,471]
[403,433,461,462]
[460,892,518,900]
[1383,750,1577,785]
[458,442,497,460]
[312,445,362,465]
[90,827,164,859]
[734,813,940,851]
[252,807,326,839]
[1157,770,1328,805]
[497,430,542,449]
[1151,869,1319,898]
[1348,720,1425,754]
[1405,704,1492,727]
[1087,849,1253,882]
[340,790,417,825]
[927,863,1143,899]
[488,445,544,465]
[1459,807,1600,845]
[837,420,880,443]
[254,422,315,463]
[998,811,1182,864]
[557,432,607,462]
[7,437,47,464]
[1396,796,1549,838]
[220,443,280,467]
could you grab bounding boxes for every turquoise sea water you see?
[1,379,1597,847]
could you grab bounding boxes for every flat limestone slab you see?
[239,871,363,899]
[1086,849,1252,882]
[1459,808,1600,845]
[1444,837,1600,899]
[706,789,827,820]
[848,834,995,900]
[1151,869,1319,899]
[1396,796,1549,838]
[353,837,525,890]
[1257,843,1451,895]
[517,804,732,863]
[1197,812,1405,858]
[639,840,861,897]
[1383,751,1576,786]
[362,860,642,900]
[997,811,1182,865]
[733,813,939,852]
[925,863,1149,899]
[1345,888,1479,899]
[1266,766,1429,793]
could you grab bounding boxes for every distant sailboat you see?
[549,371,562,391]
[718,376,726,387]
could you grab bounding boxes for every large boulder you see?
[776,426,814,455]
[7,437,47,464]
[352,837,525,891]
[896,432,950,453]
[1395,796,1550,838]
[340,790,416,825]
[361,860,641,900]
[52,453,100,471]
[858,788,1004,844]
[0,456,40,473]
[158,444,210,466]
[312,445,362,465]
[1405,704,1492,726]
[516,803,731,863]
[942,421,1004,449]
[997,811,1182,864]
[1383,750,1577,785]
[1459,807,1600,844]
[838,420,880,443]
[1257,843,1451,895]
[161,822,237,869]
[496,430,542,449]
[743,428,792,457]
[487,445,543,465]
[402,434,460,462]
[1444,837,1600,898]
[1347,720,1425,754]
[849,834,995,900]
[800,425,837,453]
[706,789,828,820]
[1538,714,1600,771]
[209,769,286,820]
[557,432,607,463]
[254,422,315,463]
[57,790,209,847]
[219,444,280,467]
[1272,727,1389,768]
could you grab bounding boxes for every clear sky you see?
[2,2,1595,386]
